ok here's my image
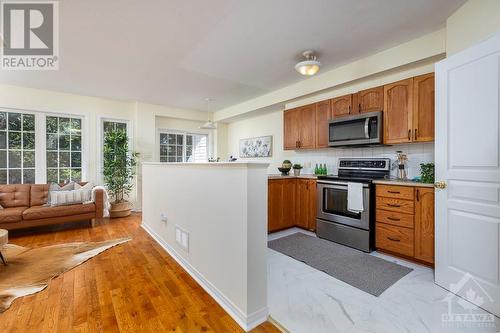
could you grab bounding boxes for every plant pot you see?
[109,201,132,218]
[293,169,301,176]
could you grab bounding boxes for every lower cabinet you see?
[375,184,435,265]
[268,178,317,233]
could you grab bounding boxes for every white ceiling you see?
[0,0,465,111]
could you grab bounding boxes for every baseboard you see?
[141,222,268,331]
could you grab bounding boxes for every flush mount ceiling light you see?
[295,50,321,76]
[200,98,217,130]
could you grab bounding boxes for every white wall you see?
[141,162,269,331]
[446,0,500,55]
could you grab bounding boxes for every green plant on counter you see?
[292,164,303,170]
[420,163,435,184]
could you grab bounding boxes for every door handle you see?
[348,105,351,114]
[408,129,411,141]
[416,189,420,201]
[387,237,401,242]
[414,128,418,140]
[434,181,447,189]
[359,103,361,113]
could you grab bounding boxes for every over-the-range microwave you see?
[328,111,383,148]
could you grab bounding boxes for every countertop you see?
[373,179,434,188]
[268,174,318,180]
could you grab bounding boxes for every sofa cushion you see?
[22,203,96,220]
[30,184,50,207]
[0,185,30,208]
[0,207,28,223]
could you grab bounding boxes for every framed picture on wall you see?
[239,136,273,158]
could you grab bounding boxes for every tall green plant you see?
[103,129,139,203]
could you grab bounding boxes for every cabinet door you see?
[315,100,331,148]
[283,108,300,150]
[413,73,435,142]
[299,104,316,149]
[415,187,435,264]
[331,94,352,118]
[268,180,284,233]
[295,180,310,229]
[282,179,296,228]
[356,86,384,113]
[308,180,317,231]
[384,78,414,144]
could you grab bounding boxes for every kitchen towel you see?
[347,182,364,213]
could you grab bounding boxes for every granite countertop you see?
[268,174,318,180]
[373,179,434,188]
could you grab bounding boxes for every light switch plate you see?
[175,225,189,252]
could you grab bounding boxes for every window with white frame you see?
[103,120,127,134]
[46,116,83,183]
[159,132,208,162]
[0,111,36,184]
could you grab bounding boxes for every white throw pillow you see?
[49,183,94,207]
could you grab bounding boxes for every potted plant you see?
[420,163,435,184]
[293,164,303,176]
[103,129,139,218]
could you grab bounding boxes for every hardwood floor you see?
[0,214,280,333]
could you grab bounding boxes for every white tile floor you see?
[268,228,500,333]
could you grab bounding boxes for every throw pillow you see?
[46,181,76,206]
[49,186,93,207]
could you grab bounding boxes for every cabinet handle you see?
[387,203,401,208]
[415,128,418,140]
[416,189,420,202]
[359,103,361,113]
[408,129,411,141]
[387,217,401,221]
[387,237,401,242]
[387,191,400,194]
[348,105,351,114]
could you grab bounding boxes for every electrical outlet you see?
[160,213,168,223]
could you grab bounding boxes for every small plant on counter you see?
[420,163,435,184]
[292,164,303,170]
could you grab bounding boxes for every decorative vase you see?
[109,201,132,218]
[293,169,301,176]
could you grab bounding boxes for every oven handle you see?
[364,117,370,139]
[317,181,370,189]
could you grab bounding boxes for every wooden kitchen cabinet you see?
[268,179,296,232]
[376,184,435,266]
[315,100,331,148]
[413,73,435,142]
[414,187,435,264]
[283,104,316,150]
[295,179,317,231]
[384,78,414,144]
[355,86,384,113]
[331,94,353,118]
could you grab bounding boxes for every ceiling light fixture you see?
[295,50,321,76]
[199,98,217,130]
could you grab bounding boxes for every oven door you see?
[316,181,370,230]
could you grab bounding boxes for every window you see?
[159,132,208,162]
[46,116,83,183]
[103,120,127,134]
[0,111,36,184]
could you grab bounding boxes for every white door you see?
[435,31,500,316]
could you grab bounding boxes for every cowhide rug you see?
[0,237,130,312]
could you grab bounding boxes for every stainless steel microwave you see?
[328,111,383,147]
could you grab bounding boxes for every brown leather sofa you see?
[0,183,104,230]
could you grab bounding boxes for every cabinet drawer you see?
[376,197,414,214]
[376,223,414,257]
[376,210,414,229]
[376,185,414,200]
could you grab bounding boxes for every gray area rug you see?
[268,233,412,296]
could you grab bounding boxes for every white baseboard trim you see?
[141,222,268,332]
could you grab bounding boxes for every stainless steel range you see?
[316,158,390,252]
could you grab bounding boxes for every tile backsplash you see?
[274,142,434,180]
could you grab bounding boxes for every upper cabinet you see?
[413,73,435,142]
[315,100,331,148]
[283,104,316,150]
[331,94,353,117]
[384,78,414,144]
[355,86,384,113]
